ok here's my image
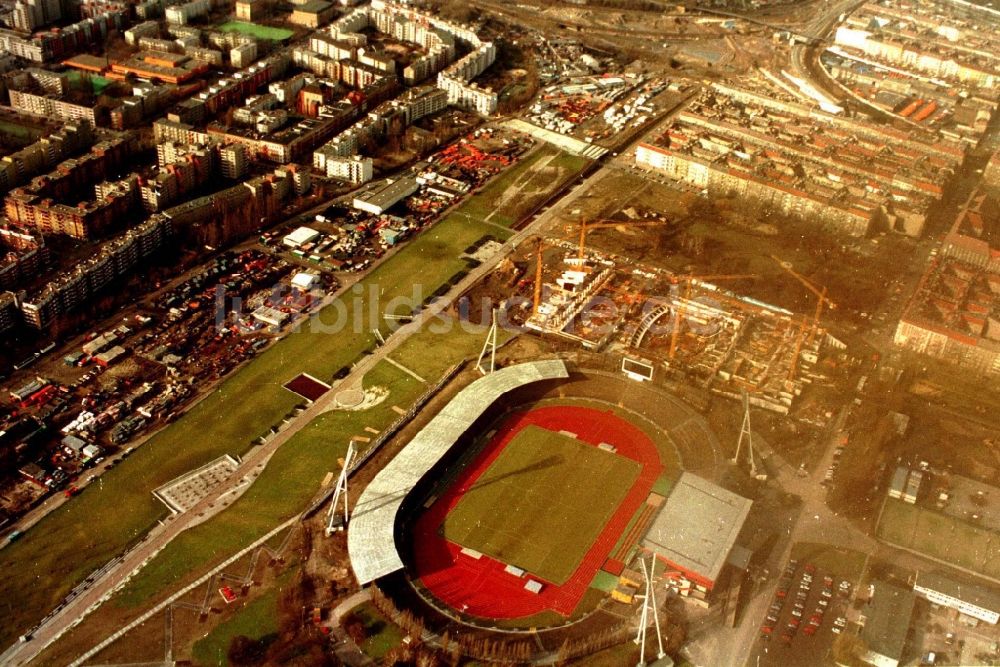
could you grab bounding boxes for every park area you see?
[443,424,640,585]
[877,498,1000,580]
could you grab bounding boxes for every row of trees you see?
[370,585,638,665]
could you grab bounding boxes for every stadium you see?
[347,358,748,640]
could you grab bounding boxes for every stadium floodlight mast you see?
[634,555,666,666]
[325,441,357,536]
[476,307,499,375]
[733,390,767,481]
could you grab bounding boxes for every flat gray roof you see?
[861,581,915,662]
[642,472,751,585]
[916,571,1000,614]
[352,177,418,211]
[347,359,569,585]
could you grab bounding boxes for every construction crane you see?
[668,273,756,360]
[570,218,666,264]
[770,256,837,380]
[770,255,836,346]
[532,237,549,316]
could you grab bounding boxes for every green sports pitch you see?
[442,425,641,584]
[217,21,293,41]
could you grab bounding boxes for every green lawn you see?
[0,120,38,141]
[217,21,293,41]
[111,361,419,606]
[346,602,403,660]
[443,425,640,584]
[190,584,282,666]
[877,499,1000,580]
[0,210,504,644]
[389,318,512,381]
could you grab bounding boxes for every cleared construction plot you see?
[455,144,588,228]
[878,498,1000,581]
[443,425,640,585]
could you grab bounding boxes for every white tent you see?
[292,272,319,290]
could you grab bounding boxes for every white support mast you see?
[325,441,357,536]
[649,553,666,661]
[733,390,767,480]
[635,557,652,667]
[733,390,751,465]
[475,307,498,375]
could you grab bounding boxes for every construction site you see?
[459,207,845,418]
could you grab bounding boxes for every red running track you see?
[411,405,662,619]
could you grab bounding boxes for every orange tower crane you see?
[532,237,550,315]
[770,256,837,379]
[668,273,757,360]
[770,255,836,345]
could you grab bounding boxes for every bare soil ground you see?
[544,170,924,328]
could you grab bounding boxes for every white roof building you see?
[283,226,321,248]
[291,272,320,290]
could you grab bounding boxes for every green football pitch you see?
[442,425,641,584]
[217,21,293,41]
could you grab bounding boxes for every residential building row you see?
[0,121,95,193]
[18,215,174,329]
[834,1,1000,88]
[4,133,139,240]
[893,188,1000,375]
[0,10,125,63]
[0,228,49,292]
[635,81,963,237]
[311,85,447,163]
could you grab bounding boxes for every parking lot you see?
[756,557,853,666]
[910,598,1000,666]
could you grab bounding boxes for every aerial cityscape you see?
[0,0,996,664]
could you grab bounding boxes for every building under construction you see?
[509,234,841,414]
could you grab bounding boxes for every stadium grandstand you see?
[347,359,570,586]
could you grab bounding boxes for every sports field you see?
[444,425,640,584]
[217,21,293,41]
[413,404,663,618]
[878,498,1000,580]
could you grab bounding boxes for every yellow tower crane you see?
[532,237,551,316]
[770,255,837,379]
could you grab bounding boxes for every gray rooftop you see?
[352,177,418,211]
[642,472,752,585]
[915,571,1000,614]
[347,359,569,585]
[861,581,915,662]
